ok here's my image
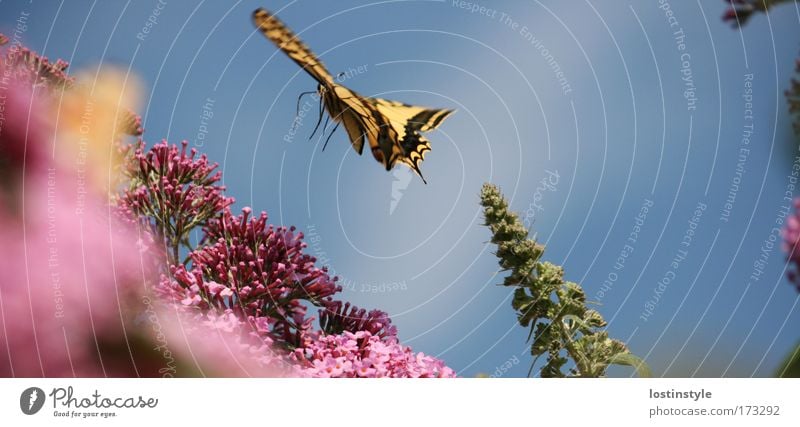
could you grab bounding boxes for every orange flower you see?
[53,68,142,192]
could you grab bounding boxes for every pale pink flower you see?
[782,198,800,292]
[293,331,455,378]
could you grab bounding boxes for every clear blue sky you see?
[4,0,800,377]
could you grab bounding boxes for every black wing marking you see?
[252,8,335,86]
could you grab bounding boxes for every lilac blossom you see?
[293,331,455,378]
[118,140,233,265]
[157,207,341,348]
[782,198,800,292]
[0,77,151,377]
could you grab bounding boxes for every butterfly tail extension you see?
[252,8,335,86]
[404,108,455,180]
[400,157,428,184]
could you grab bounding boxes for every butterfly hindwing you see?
[368,98,454,182]
[252,8,334,86]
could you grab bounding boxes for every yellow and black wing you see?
[327,85,382,157]
[368,97,454,183]
[252,8,335,86]
[332,89,420,173]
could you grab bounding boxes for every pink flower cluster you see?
[156,207,341,347]
[0,37,142,136]
[0,180,149,376]
[786,59,800,135]
[782,198,800,292]
[113,118,454,377]
[118,111,144,137]
[0,82,48,190]
[293,331,456,378]
[153,307,304,377]
[119,140,233,262]
[722,0,780,26]
[0,62,149,377]
[319,301,397,339]
[2,43,73,89]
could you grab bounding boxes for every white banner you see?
[1,378,799,426]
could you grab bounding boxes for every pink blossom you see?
[722,0,775,26]
[0,78,49,189]
[782,198,800,292]
[149,307,303,377]
[0,104,151,377]
[2,42,74,90]
[118,140,233,263]
[0,36,142,137]
[180,207,341,346]
[319,301,397,340]
[294,331,456,378]
[0,41,153,377]
[786,59,800,135]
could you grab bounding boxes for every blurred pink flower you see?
[0,36,142,137]
[0,91,150,376]
[0,184,152,377]
[2,43,73,90]
[782,198,800,292]
[0,78,49,191]
[722,0,783,27]
[148,306,303,377]
[0,43,152,377]
[786,59,800,135]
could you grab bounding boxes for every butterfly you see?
[252,8,453,183]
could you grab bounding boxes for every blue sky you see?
[4,0,800,377]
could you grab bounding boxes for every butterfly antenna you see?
[309,96,326,140]
[322,121,341,152]
[292,90,316,132]
[295,91,316,117]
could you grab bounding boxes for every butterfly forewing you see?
[252,8,335,86]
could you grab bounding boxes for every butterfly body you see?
[253,8,453,183]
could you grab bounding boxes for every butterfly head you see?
[317,83,340,112]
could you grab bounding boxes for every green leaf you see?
[608,353,652,378]
[481,182,646,377]
[775,340,800,378]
